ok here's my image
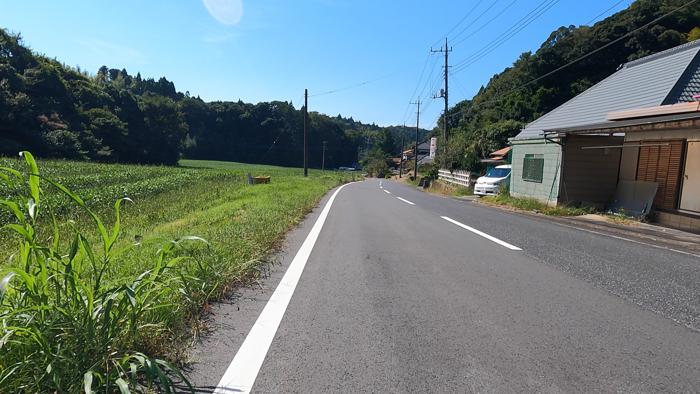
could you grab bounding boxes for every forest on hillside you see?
[0,28,429,168]
[438,0,700,171]
[4,0,697,172]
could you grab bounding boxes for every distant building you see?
[403,140,432,163]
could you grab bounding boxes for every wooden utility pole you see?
[322,140,327,171]
[432,38,452,156]
[410,99,421,179]
[399,123,405,178]
[303,89,308,177]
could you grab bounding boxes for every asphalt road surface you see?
[193,179,700,393]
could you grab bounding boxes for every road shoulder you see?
[184,185,340,391]
[471,198,700,256]
[396,177,700,256]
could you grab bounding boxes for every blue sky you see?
[1,0,631,128]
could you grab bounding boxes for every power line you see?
[416,55,442,105]
[402,52,432,124]
[453,0,562,73]
[450,71,472,101]
[450,0,502,44]
[309,71,399,98]
[452,0,560,70]
[410,99,421,178]
[444,0,699,123]
[432,38,452,153]
[431,0,485,48]
[410,1,497,128]
[584,0,627,26]
[452,0,518,47]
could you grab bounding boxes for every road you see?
[191,179,700,393]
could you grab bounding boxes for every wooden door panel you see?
[636,140,683,210]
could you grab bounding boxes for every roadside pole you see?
[304,89,308,177]
[322,141,327,171]
[431,37,452,157]
[411,99,421,180]
[399,123,405,178]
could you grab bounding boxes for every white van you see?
[474,164,511,196]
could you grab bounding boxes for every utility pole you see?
[410,99,421,180]
[303,88,308,177]
[432,38,452,156]
[322,141,327,171]
[399,123,405,178]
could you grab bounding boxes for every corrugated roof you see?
[490,146,512,156]
[664,49,700,104]
[513,40,700,140]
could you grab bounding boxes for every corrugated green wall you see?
[510,139,562,205]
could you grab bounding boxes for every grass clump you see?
[0,152,197,392]
[0,156,353,391]
[429,180,472,197]
[451,186,473,197]
[482,192,591,216]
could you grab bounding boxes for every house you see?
[402,140,432,163]
[509,40,700,232]
[481,146,512,169]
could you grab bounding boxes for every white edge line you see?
[396,197,415,206]
[384,189,391,194]
[550,220,700,259]
[214,183,353,393]
[441,216,522,251]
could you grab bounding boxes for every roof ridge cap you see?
[625,40,700,68]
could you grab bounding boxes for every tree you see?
[137,95,188,165]
[361,147,390,178]
[442,0,700,171]
[689,27,700,41]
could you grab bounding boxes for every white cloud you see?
[202,0,244,26]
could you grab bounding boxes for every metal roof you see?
[490,146,512,156]
[513,40,700,140]
[543,111,700,134]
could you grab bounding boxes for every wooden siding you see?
[619,144,639,181]
[636,140,684,210]
[560,135,624,207]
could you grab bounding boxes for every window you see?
[484,167,511,178]
[522,154,544,183]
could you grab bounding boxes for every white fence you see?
[438,169,472,188]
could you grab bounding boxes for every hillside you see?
[440,0,700,170]
[0,29,427,167]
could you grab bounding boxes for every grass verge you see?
[481,193,592,216]
[0,155,352,392]
[429,180,473,198]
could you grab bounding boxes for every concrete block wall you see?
[656,211,700,234]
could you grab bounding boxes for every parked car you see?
[474,165,511,196]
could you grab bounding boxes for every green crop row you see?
[0,155,353,392]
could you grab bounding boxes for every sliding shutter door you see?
[636,140,684,210]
